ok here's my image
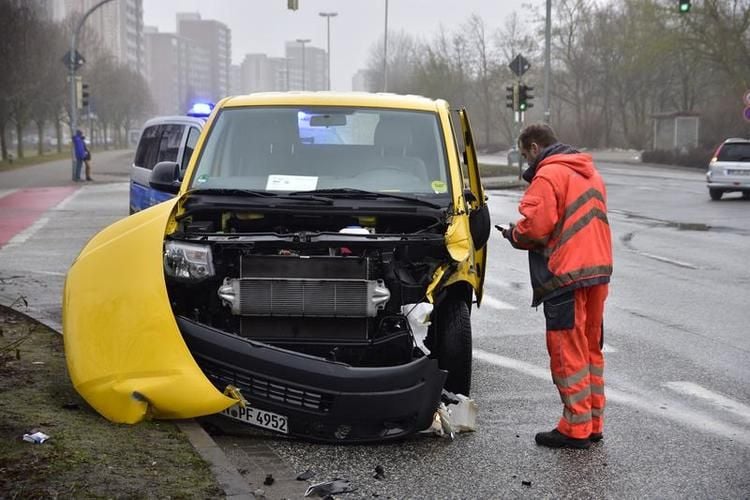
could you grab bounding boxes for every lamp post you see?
[383,0,388,91]
[318,12,337,90]
[295,38,311,90]
[68,0,116,180]
[543,0,551,123]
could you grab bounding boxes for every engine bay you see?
[164,204,450,368]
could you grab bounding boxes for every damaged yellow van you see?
[63,92,489,442]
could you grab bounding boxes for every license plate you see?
[221,404,289,434]
[728,169,750,176]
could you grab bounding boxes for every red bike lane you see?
[0,187,79,247]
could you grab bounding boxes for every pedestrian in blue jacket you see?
[72,130,86,182]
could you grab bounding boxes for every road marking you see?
[473,348,750,446]
[637,251,698,270]
[0,187,78,248]
[2,217,50,249]
[602,343,618,353]
[663,381,750,424]
[0,189,19,200]
[481,295,517,310]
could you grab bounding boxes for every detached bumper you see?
[177,317,447,443]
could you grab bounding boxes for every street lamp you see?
[295,38,311,90]
[318,12,337,91]
[68,0,116,180]
[383,0,389,92]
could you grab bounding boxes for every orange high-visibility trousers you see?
[544,284,608,439]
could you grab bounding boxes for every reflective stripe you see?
[535,265,613,297]
[591,384,605,395]
[560,386,591,406]
[563,408,592,424]
[564,188,605,221]
[590,364,604,377]
[553,366,589,388]
[556,208,609,249]
[592,408,605,417]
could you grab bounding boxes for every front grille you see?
[198,356,334,412]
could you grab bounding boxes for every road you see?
[1,154,748,498]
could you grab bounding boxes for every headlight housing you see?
[164,241,215,280]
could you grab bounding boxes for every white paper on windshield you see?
[265,175,318,191]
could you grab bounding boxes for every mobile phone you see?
[494,224,507,232]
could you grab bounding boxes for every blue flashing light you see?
[187,102,214,117]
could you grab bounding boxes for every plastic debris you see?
[22,431,49,444]
[296,469,315,481]
[421,392,478,438]
[263,474,275,486]
[401,303,433,354]
[373,465,385,480]
[304,479,355,497]
[522,480,532,487]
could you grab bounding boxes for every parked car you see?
[129,115,206,214]
[64,92,490,442]
[706,138,750,200]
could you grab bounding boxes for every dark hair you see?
[518,123,558,150]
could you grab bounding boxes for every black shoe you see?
[535,429,592,449]
[86,177,93,181]
[589,432,603,442]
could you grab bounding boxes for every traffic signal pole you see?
[68,0,116,178]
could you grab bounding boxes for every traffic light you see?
[81,83,90,108]
[679,0,691,13]
[506,83,519,111]
[519,84,534,111]
[287,0,298,10]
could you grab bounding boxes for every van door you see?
[457,108,488,304]
[149,124,187,207]
[130,125,162,213]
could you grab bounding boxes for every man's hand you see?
[495,223,516,242]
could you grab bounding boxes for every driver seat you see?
[373,119,429,182]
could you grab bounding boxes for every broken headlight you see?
[164,241,215,281]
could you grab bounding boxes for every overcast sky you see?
[144,0,531,91]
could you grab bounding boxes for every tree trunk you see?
[36,120,44,156]
[16,120,24,159]
[55,119,62,153]
[0,123,7,161]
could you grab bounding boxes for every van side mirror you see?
[149,161,181,194]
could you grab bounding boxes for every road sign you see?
[744,90,750,106]
[62,50,85,71]
[509,54,531,77]
[744,106,750,122]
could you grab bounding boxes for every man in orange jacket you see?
[500,123,613,449]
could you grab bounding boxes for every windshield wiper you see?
[288,188,444,209]
[189,188,332,205]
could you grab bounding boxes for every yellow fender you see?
[63,199,237,423]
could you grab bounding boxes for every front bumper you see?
[177,316,447,442]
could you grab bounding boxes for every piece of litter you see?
[62,402,79,410]
[522,480,532,487]
[264,474,275,486]
[304,479,355,497]
[31,361,45,365]
[373,464,385,480]
[296,469,314,481]
[22,431,50,444]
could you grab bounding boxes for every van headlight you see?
[164,241,215,280]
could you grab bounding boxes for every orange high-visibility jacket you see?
[510,152,613,306]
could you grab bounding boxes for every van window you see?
[157,124,185,164]
[134,125,161,170]
[181,127,201,171]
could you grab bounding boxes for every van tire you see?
[434,297,472,396]
[709,188,723,201]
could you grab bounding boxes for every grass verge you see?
[0,305,223,498]
[479,163,521,177]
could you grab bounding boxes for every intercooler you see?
[218,255,390,320]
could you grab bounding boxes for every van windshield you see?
[189,106,450,195]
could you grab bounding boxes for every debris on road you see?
[373,465,385,480]
[304,479,355,497]
[22,431,50,444]
[263,474,275,486]
[421,392,478,438]
[296,469,315,481]
[522,480,532,487]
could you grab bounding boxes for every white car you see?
[706,138,750,200]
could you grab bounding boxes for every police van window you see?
[157,124,185,164]
[134,125,161,170]
[181,127,201,171]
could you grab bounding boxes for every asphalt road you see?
[0,154,748,498]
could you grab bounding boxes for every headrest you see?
[374,118,413,155]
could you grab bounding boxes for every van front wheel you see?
[434,297,472,396]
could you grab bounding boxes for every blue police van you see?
[129,104,212,214]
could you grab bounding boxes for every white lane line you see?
[602,343,618,353]
[473,348,750,446]
[638,251,698,270]
[664,381,750,424]
[1,217,50,249]
[481,295,517,310]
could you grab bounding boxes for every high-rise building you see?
[285,41,326,91]
[177,12,231,102]
[144,27,211,115]
[50,0,145,75]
